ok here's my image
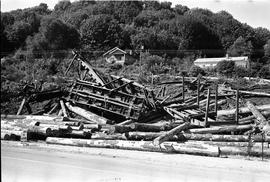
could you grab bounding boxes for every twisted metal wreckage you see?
[2,50,270,158]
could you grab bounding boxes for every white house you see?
[103,47,127,65]
[194,55,249,69]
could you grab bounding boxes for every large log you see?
[219,146,270,157]
[64,130,91,139]
[27,126,53,136]
[183,141,270,157]
[46,137,220,157]
[153,122,190,145]
[217,104,270,117]
[91,132,127,140]
[126,132,164,140]
[222,88,270,97]
[1,114,65,122]
[189,124,253,134]
[65,102,108,125]
[178,133,270,142]
[127,132,270,142]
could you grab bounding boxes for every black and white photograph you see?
[1,0,270,181]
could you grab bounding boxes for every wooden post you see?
[17,98,26,115]
[197,77,200,106]
[236,85,239,125]
[205,89,210,126]
[215,84,218,114]
[182,75,185,101]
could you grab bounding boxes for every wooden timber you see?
[188,124,253,134]
[217,104,270,117]
[153,122,190,145]
[46,137,220,157]
[65,102,108,124]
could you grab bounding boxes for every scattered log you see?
[219,146,270,157]
[189,124,253,134]
[217,104,270,117]
[65,102,108,124]
[83,124,101,130]
[177,133,270,142]
[46,137,220,157]
[222,88,270,97]
[27,126,53,136]
[126,132,164,141]
[91,132,127,140]
[153,122,190,145]
[107,124,136,134]
[127,132,270,143]
[1,114,65,121]
[65,130,91,139]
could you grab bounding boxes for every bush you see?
[234,66,248,78]
[257,65,270,78]
[216,60,235,77]
[109,63,123,71]
[188,65,205,77]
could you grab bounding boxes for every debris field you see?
[2,50,270,158]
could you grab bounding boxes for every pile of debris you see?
[1,50,270,158]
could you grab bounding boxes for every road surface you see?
[1,141,270,182]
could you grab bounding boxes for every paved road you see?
[1,142,270,182]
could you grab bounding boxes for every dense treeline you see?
[1,0,270,85]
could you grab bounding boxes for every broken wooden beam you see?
[65,102,108,125]
[153,122,190,145]
[246,101,268,126]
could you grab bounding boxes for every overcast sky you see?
[1,0,270,30]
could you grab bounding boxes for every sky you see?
[1,0,270,30]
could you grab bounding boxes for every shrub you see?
[216,60,235,77]
[188,65,205,77]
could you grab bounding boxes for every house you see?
[194,54,249,69]
[103,47,127,65]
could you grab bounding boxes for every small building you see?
[103,47,127,65]
[194,55,249,69]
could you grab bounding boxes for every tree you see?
[25,17,80,58]
[174,5,189,15]
[264,40,270,57]
[170,15,222,51]
[7,21,32,48]
[80,15,123,50]
[227,36,253,56]
[216,60,235,77]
